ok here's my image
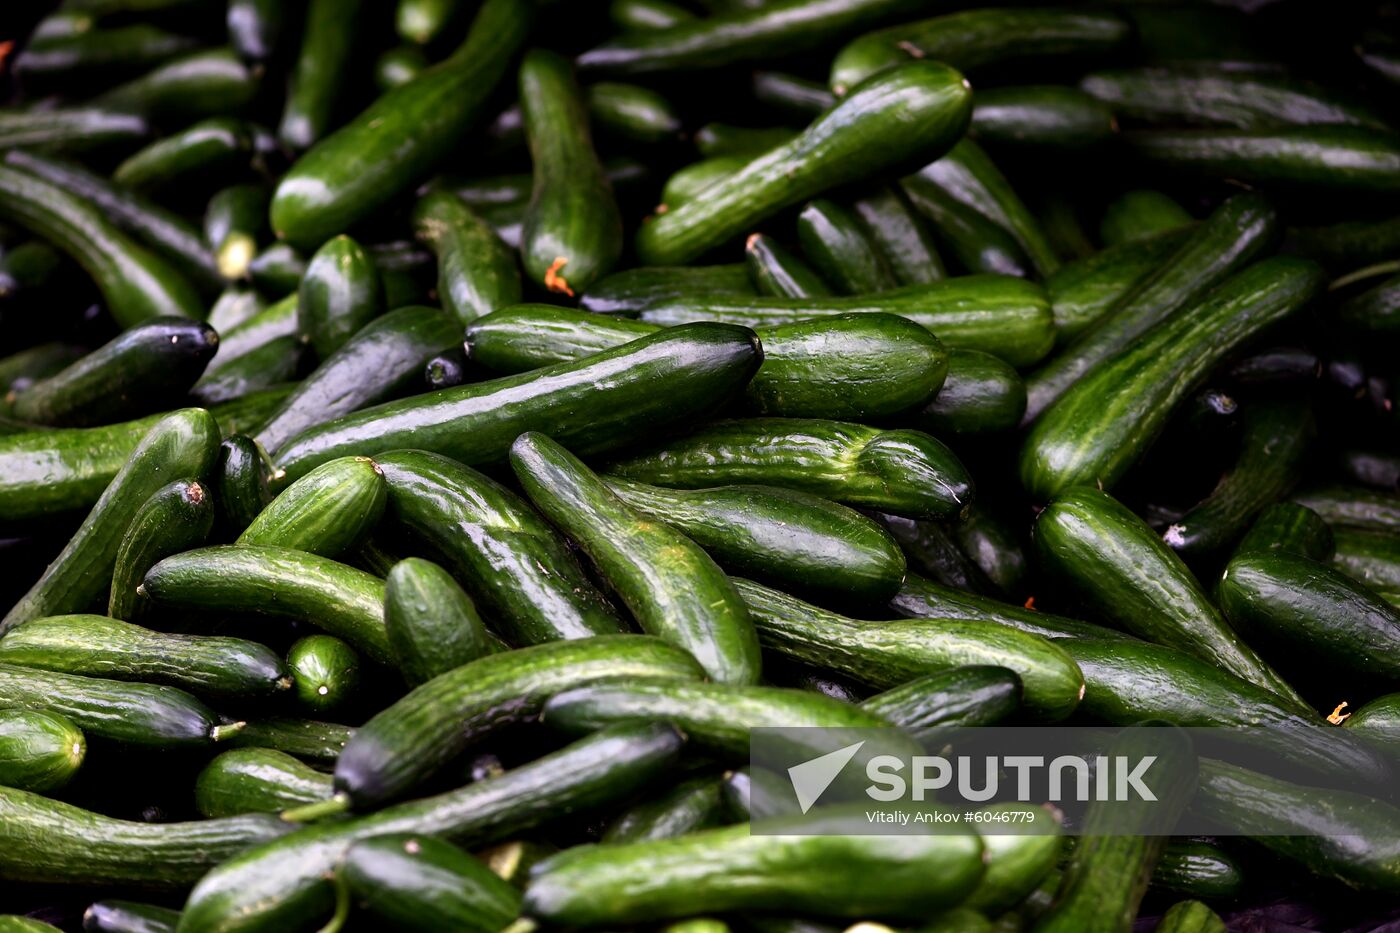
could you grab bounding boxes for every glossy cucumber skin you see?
[83,900,183,933]
[0,785,289,888]
[195,749,333,819]
[2,408,219,632]
[970,86,1116,151]
[512,433,760,685]
[270,0,530,249]
[142,545,392,665]
[1153,841,1244,899]
[0,164,203,327]
[95,48,259,123]
[1021,257,1323,500]
[603,418,973,521]
[1235,502,1335,562]
[1336,271,1400,334]
[247,243,306,297]
[850,186,946,285]
[206,295,298,372]
[384,557,495,685]
[0,709,85,793]
[889,573,1132,641]
[279,0,367,150]
[413,191,520,324]
[660,156,748,209]
[238,456,386,559]
[257,305,459,454]
[796,199,897,295]
[745,233,832,298]
[603,775,727,843]
[609,0,696,32]
[580,79,680,144]
[696,124,797,159]
[859,665,1021,735]
[880,512,1013,596]
[636,62,972,266]
[334,638,700,809]
[376,449,626,646]
[108,478,214,619]
[342,833,522,933]
[112,118,252,194]
[1044,227,1190,344]
[1127,126,1400,192]
[604,476,906,601]
[177,725,682,933]
[223,718,353,766]
[297,235,383,362]
[579,264,754,313]
[1035,486,1305,709]
[272,323,762,482]
[287,635,359,713]
[915,348,1025,435]
[214,434,273,536]
[0,109,149,154]
[1293,484,1400,532]
[902,165,1031,278]
[12,318,218,428]
[734,578,1084,720]
[1332,527,1400,592]
[1099,190,1193,248]
[16,25,197,83]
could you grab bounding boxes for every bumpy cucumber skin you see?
[413,191,520,324]
[1153,841,1244,899]
[194,748,334,818]
[603,775,727,843]
[223,718,354,766]
[851,186,946,285]
[342,833,522,933]
[1332,526,1400,592]
[385,557,495,685]
[745,232,832,298]
[1234,502,1335,562]
[1044,227,1191,344]
[916,348,1025,435]
[287,635,360,713]
[238,456,386,559]
[297,235,383,362]
[108,478,214,619]
[1127,125,1400,191]
[0,709,85,794]
[796,199,898,295]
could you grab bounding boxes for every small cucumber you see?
[1332,527,1400,593]
[1044,227,1191,344]
[112,118,252,195]
[1293,484,1400,532]
[342,833,522,933]
[915,348,1025,436]
[859,665,1022,737]
[196,749,335,819]
[384,557,495,685]
[745,233,832,298]
[214,434,273,536]
[224,717,354,766]
[297,235,383,361]
[1152,840,1244,899]
[1098,190,1194,247]
[1234,502,1335,562]
[850,186,946,285]
[970,86,1116,152]
[412,191,520,324]
[588,82,683,144]
[83,900,181,933]
[96,48,259,123]
[1154,901,1225,933]
[579,264,754,313]
[238,456,386,559]
[204,184,268,281]
[796,199,897,295]
[0,709,85,793]
[890,573,1131,641]
[108,479,212,620]
[603,775,727,843]
[287,635,360,714]
[902,168,1031,278]
[278,0,367,150]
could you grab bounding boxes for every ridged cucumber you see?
[384,557,495,685]
[237,456,385,559]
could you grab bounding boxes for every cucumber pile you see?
[2,0,1400,930]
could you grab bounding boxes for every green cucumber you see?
[195,749,334,819]
[1127,126,1400,192]
[953,504,1026,598]
[297,235,383,361]
[141,545,392,664]
[412,191,520,324]
[602,476,907,601]
[889,573,1132,641]
[1098,190,1194,247]
[1234,502,1335,562]
[850,186,946,285]
[96,48,259,123]
[858,665,1022,737]
[224,718,354,766]
[108,479,214,619]
[610,0,696,32]
[636,62,972,266]
[11,318,219,427]
[342,833,522,933]
[397,0,460,44]
[384,557,495,685]
[376,449,626,646]
[244,243,305,297]
[915,348,1025,436]
[970,86,1116,152]
[695,124,798,159]
[375,45,428,91]
[745,233,832,298]
[0,108,148,154]
[112,118,252,195]
[1286,215,1400,272]
[278,0,366,149]
[661,155,751,208]
[0,615,287,699]
[287,635,359,713]
[1344,693,1400,745]
[1035,486,1305,708]
[796,199,897,295]
[0,163,202,327]
[272,323,762,481]
[227,0,284,61]
[1152,840,1243,899]
[238,456,386,559]
[206,295,298,372]
[579,264,754,313]
[1332,527,1400,592]
[602,418,974,520]
[603,775,727,843]
[15,25,197,83]
[271,0,529,249]
[188,337,303,406]
[753,71,835,115]
[83,900,182,933]
[734,577,1084,720]
[214,435,273,535]
[588,82,683,143]
[0,709,85,793]
[2,408,219,631]
[902,166,1031,278]
[1335,270,1400,334]
[204,185,267,281]
[0,916,60,931]
[964,804,1065,915]
[1155,901,1225,933]
[1022,257,1322,499]
[1044,227,1192,344]
[1293,484,1400,532]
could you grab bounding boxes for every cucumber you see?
[953,504,1025,598]
[297,235,383,361]
[375,45,428,91]
[95,48,259,123]
[1155,901,1225,933]
[257,305,459,454]
[902,166,1031,278]
[0,916,59,932]
[334,636,702,809]
[963,804,1065,915]
[189,339,297,406]
[279,0,366,149]
[15,25,197,83]
[603,775,727,843]
[1024,192,1279,423]
[522,815,984,924]
[287,635,360,713]
[734,577,1084,720]
[970,86,1116,152]
[1152,840,1243,899]
[0,785,288,888]
[796,199,897,295]
[745,233,831,298]
[397,0,460,44]
[341,833,522,933]
[874,513,995,594]
[695,124,798,159]
[0,614,288,699]
[204,184,267,281]
[0,108,148,154]
[1044,228,1192,344]
[178,724,682,933]
[272,323,762,482]
[588,82,683,144]
[237,456,386,559]
[1021,257,1323,499]
[1098,190,1193,248]
[753,71,835,115]
[1332,527,1400,592]
[1036,486,1305,708]
[245,244,306,297]
[1335,271,1400,334]
[858,666,1022,737]
[579,264,754,313]
[376,449,626,646]
[634,276,1053,368]
[610,0,695,32]
[224,718,354,766]
[112,118,252,195]
[850,186,946,285]
[602,476,907,601]
[227,0,284,61]
[1344,692,1400,745]
[83,900,182,933]
[195,749,335,818]
[660,157,753,209]
[384,557,495,685]
[141,545,392,664]
[0,709,85,793]
[0,345,81,397]
[889,573,1131,641]
[602,418,974,520]
[2,408,219,632]
[412,191,520,324]
[635,62,972,266]
[1293,484,1400,532]
[1286,215,1400,272]
[107,479,212,619]
[11,318,219,428]
[915,348,1025,435]
[214,435,273,535]
[270,0,530,249]
[1234,502,1335,562]
[0,163,203,327]
[206,295,298,372]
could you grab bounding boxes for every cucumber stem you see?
[282,792,351,823]
[314,873,351,933]
[210,720,247,742]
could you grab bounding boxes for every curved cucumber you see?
[1234,502,1336,562]
[108,478,214,620]
[384,557,495,685]
[112,118,252,195]
[0,709,85,793]
[195,749,334,819]
[297,235,383,362]
[413,191,520,324]
[279,0,366,150]
[860,666,1022,738]
[745,233,832,298]
[796,199,897,295]
[889,573,1131,642]
[238,456,386,559]
[287,635,359,713]
[1044,227,1191,344]
[603,775,727,843]
[850,186,946,285]
[915,348,1025,435]
[342,833,522,933]
[971,86,1116,152]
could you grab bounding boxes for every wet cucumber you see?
[695,124,798,159]
[95,48,259,123]
[413,191,520,324]
[579,264,754,313]
[108,478,214,619]
[237,456,386,559]
[850,186,946,285]
[1152,840,1244,899]
[603,775,727,843]
[902,165,1031,278]
[384,557,495,685]
[213,435,273,536]
[297,235,383,362]
[859,665,1022,736]
[1099,190,1193,248]
[1292,484,1400,532]
[195,749,334,819]
[0,709,85,793]
[970,86,1116,152]
[745,233,832,298]
[1234,502,1335,562]
[205,295,298,373]
[83,900,182,933]
[889,573,1132,642]
[279,0,367,150]
[914,348,1025,436]
[1043,227,1191,344]
[223,718,354,766]
[796,199,897,295]
[287,635,360,713]
[112,118,252,195]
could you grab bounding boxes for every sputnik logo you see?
[786,741,865,814]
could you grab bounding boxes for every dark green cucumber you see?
[11,318,218,428]
[610,0,696,32]
[953,504,1026,598]
[796,199,897,295]
[603,418,973,520]
[297,235,383,361]
[178,724,682,933]
[603,775,727,843]
[224,718,354,766]
[661,155,750,209]
[258,305,459,454]
[195,749,334,819]
[0,709,85,793]
[2,408,219,632]
[413,191,520,324]
[376,449,626,646]
[579,264,754,312]
[95,48,259,123]
[188,336,302,406]
[0,615,287,699]
[1022,257,1323,499]
[207,295,298,372]
[734,577,1084,720]
[278,0,367,150]
[384,557,495,685]
[850,186,946,285]
[84,900,182,933]
[1153,840,1244,899]
[1098,190,1193,248]
[214,435,273,535]
[1036,486,1304,707]
[1335,527,1400,594]
[238,456,386,559]
[0,244,65,306]
[970,86,1116,152]
[858,665,1022,737]
[1024,191,1279,422]
[889,573,1132,641]
[375,45,428,91]
[15,25,197,84]
[1335,270,1400,335]
[0,108,148,154]
[205,286,267,333]
[636,63,972,266]
[915,348,1025,436]
[109,479,214,619]
[273,323,763,481]
[745,233,832,298]
[1044,227,1192,344]
[902,167,1032,278]
[1285,215,1400,272]
[695,124,797,159]
[204,184,268,281]
[444,304,650,370]
[512,433,760,685]
[872,514,988,596]
[141,545,392,664]
[753,71,835,115]
[245,243,306,297]
[0,786,288,888]
[271,0,529,249]
[1293,484,1400,532]
[112,118,252,195]
[228,0,285,61]
[287,635,359,714]
[1234,502,1335,562]
[588,82,683,143]
[1155,901,1225,933]
[602,476,907,601]
[1127,126,1400,192]
[343,833,522,933]
[0,164,202,327]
